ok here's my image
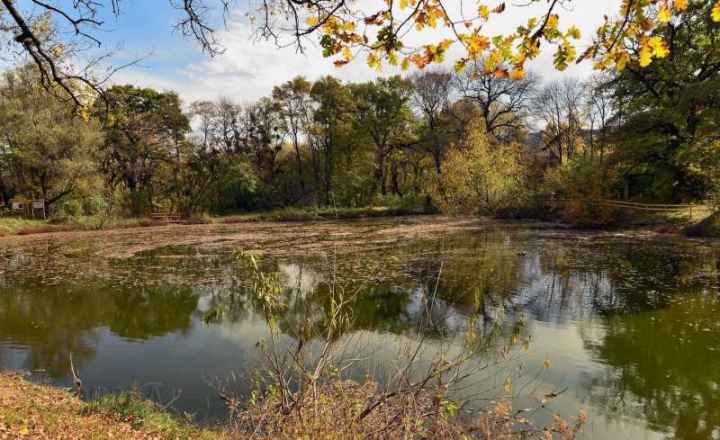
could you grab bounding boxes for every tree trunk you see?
[375,147,387,196]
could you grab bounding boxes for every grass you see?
[0,372,222,439]
[0,372,584,440]
[0,206,432,237]
[222,205,433,223]
[0,218,49,236]
[82,391,220,439]
[618,205,715,226]
[0,216,154,237]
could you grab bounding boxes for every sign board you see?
[32,200,45,209]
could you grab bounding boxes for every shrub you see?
[432,120,527,216]
[543,156,619,226]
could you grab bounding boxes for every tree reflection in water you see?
[0,283,199,377]
[0,228,719,438]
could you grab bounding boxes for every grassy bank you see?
[0,206,432,237]
[0,372,584,439]
[0,216,153,237]
[222,205,432,223]
[0,372,221,439]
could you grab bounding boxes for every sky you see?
[81,0,622,105]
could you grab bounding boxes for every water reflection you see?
[0,283,199,375]
[582,295,720,439]
[0,228,718,439]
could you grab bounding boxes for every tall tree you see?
[242,97,286,184]
[309,76,355,205]
[606,1,720,201]
[409,69,454,174]
[272,77,313,194]
[584,74,616,161]
[456,64,538,143]
[99,85,189,214]
[0,65,102,207]
[351,76,413,196]
[533,78,585,166]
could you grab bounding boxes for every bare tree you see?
[0,0,232,106]
[533,78,585,165]
[455,63,538,143]
[409,69,454,174]
[584,74,616,161]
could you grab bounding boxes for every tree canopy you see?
[2,0,720,105]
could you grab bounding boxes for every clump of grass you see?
[0,218,50,236]
[0,372,222,439]
[83,390,213,438]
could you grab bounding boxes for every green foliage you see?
[4,10,720,229]
[98,84,190,216]
[0,65,103,207]
[83,390,211,438]
[608,2,720,201]
[350,76,414,196]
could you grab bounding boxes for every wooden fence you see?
[545,198,713,218]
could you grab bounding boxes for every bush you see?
[432,120,527,216]
[543,156,619,226]
[685,211,720,237]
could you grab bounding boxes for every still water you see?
[1,219,719,439]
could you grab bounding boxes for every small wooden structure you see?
[11,200,29,217]
[4,197,46,219]
[31,199,46,219]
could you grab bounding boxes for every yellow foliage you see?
[658,7,672,23]
[543,157,619,226]
[432,120,526,215]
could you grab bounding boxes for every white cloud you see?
[113,1,621,104]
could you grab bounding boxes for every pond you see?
[0,217,719,439]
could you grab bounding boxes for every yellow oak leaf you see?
[648,36,669,58]
[713,1,720,22]
[479,5,490,20]
[546,14,559,31]
[566,25,581,40]
[658,7,672,23]
[639,45,653,67]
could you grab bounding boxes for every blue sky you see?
[31,0,622,104]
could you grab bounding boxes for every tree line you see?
[0,3,718,223]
